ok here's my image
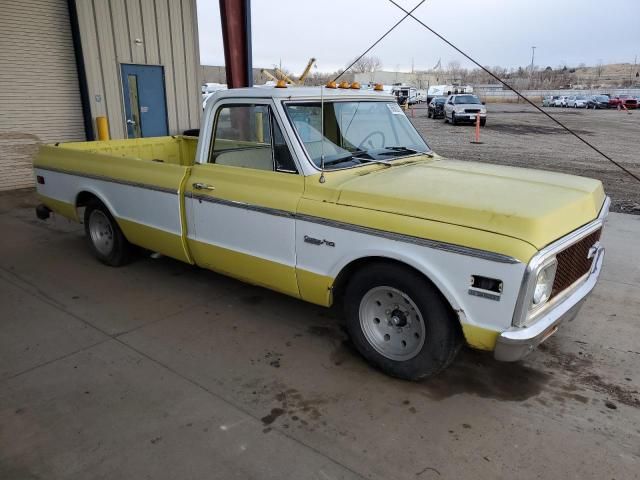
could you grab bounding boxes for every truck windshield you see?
[454,95,481,104]
[285,101,430,169]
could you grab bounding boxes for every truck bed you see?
[57,135,199,167]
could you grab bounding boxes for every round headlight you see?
[531,259,557,307]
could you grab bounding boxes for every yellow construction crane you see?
[260,69,279,83]
[298,57,316,85]
[274,68,295,85]
[260,58,316,85]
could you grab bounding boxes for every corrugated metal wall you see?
[75,0,201,139]
[0,0,86,191]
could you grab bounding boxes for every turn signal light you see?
[325,81,337,89]
[350,82,361,89]
[275,79,287,88]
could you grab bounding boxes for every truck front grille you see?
[550,228,602,299]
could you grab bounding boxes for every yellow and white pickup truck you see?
[33,85,609,380]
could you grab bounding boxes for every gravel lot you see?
[410,103,640,214]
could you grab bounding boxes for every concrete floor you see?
[1,190,639,479]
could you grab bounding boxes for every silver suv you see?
[443,94,487,126]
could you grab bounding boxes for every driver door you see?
[185,101,303,296]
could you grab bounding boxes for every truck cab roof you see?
[205,86,395,104]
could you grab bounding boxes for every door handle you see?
[126,119,136,125]
[192,182,215,191]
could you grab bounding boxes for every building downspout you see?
[67,0,95,140]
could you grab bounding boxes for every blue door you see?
[121,64,168,138]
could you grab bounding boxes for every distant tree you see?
[446,60,463,81]
[595,60,604,79]
[347,55,382,74]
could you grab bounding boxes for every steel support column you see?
[219,0,253,88]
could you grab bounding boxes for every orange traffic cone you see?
[470,113,483,144]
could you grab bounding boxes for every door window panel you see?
[210,104,298,173]
[210,105,272,170]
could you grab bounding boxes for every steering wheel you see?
[358,131,386,150]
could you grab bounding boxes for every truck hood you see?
[336,158,605,249]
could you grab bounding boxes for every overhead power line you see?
[386,0,640,184]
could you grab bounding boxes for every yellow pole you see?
[255,112,264,143]
[96,116,110,141]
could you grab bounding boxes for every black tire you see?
[480,118,486,127]
[427,110,432,118]
[84,199,131,266]
[451,112,457,125]
[343,263,462,380]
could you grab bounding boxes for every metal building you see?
[0,0,201,191]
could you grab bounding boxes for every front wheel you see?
[344,263,462,380]
[84,200,131,266]
[451,112,457,125]
[480,118,486,127]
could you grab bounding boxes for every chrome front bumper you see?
[494,245,605,362]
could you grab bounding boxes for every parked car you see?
[566,95,589,108]
[553,95,568,107]
[443,94,487,125]
[32,84,608,380]
[427,96,447,119]
[587,95,610,109]
[542,95,554,107]
[609,95,638,109]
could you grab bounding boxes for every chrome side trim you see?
[187,192,519,264]
[294,213,519,264]
[37,166,179,195]
[511,196,610,327]
[37,165,520,264]
[188,192,295,219]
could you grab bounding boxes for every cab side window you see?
[209,104,297,173]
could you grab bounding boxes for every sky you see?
[196,0,640,74]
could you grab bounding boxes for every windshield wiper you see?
[323,150,392,168]
[356,157,392,167]
[378,146,433,157]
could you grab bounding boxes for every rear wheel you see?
[344,263,462,380]
[84,199,131,266]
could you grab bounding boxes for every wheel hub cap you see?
[89,210,114,256]
[359,286,426,361]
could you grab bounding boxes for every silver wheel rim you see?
[89,210,114,256]
[359,286,426,361]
